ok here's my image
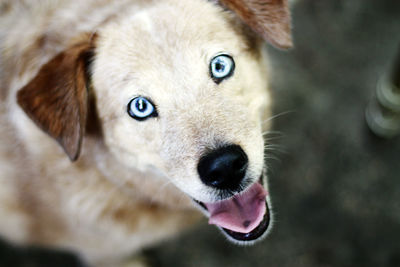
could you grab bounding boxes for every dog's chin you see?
[193,175,272,244]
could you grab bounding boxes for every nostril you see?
[197,144,248,190]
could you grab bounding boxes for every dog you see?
[0,0,292,266]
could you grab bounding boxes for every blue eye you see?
[210,54,235,83]
[127,97,157,120]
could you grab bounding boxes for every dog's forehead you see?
[96,0,248,74]
[93,0,265,115]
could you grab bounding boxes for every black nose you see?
[197,145,248,190]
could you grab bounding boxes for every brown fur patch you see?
[219,0,292,49]
[0,1,12,15]
[17,40,95,161]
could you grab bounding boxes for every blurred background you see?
[1,0,400,266]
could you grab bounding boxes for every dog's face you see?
[17,0,291,243]
[93,1,268,203]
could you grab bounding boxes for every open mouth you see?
[195,176,271,243]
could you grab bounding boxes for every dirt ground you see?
[0,0,399,266]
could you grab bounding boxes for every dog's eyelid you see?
[210,51,234,60]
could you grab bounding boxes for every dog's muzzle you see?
[196,145,271,243]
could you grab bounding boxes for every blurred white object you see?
[366,74,400,138]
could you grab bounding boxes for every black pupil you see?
[136,99,147,112]
[215,61,225,72]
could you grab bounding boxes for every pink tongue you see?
[204,183,268,233]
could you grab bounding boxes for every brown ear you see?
[219,0,292,49]
[17,39,95,161]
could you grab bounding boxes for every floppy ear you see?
[17,38,95,161]
[218,0,292,49]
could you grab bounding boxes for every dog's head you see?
[17,0,291,243]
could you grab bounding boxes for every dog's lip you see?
[194,175,271,242]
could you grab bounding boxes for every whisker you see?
[265,150,286,156]
[263,136,284,142]
[262,110,295,125]
[264,143,284,150]
[262,130,284,137]
[264,155,281,162]
[264,143,283,148]
[264,142,286,151]
[263,142,286,163]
